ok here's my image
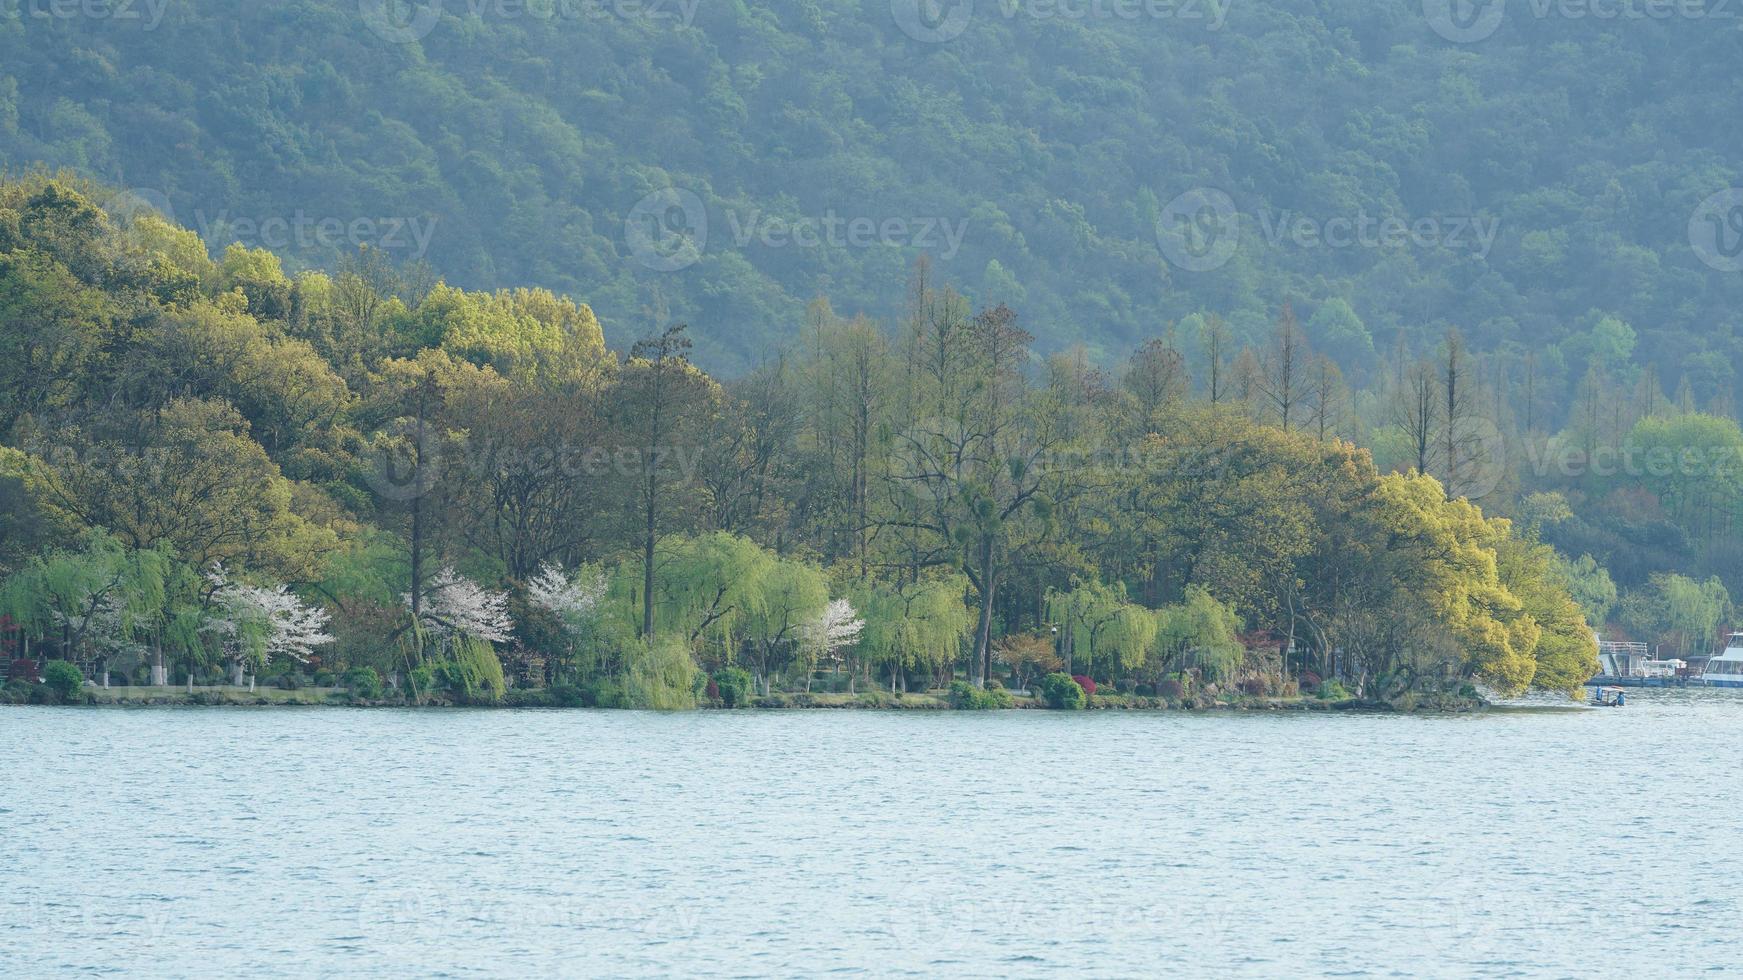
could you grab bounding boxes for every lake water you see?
[2,693,1739,977]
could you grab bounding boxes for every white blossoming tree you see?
[526,562,607,621]
[800,598,865,690]
[525,562,607,682]
[207,564,334,689]
[399,567,514,702]
[411,567,514,645]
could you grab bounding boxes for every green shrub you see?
[2,679,31,704]
[547,683,586,707]
[1318,679,1353,701]
[407,664,437,699]
[502,688,552,708]
[855,690,894,708]
[713,667,754,708]
[313,670,336,687]
[42,661,85,703]
[580,677,627,708]
[948,680,1013,710]
[344,666,383,700]
[1039,673,1087,710]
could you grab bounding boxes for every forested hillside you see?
[3,0,1742,407]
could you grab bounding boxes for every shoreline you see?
[6,686,1489,714]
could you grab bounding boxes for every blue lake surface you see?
[2,692,1739,977]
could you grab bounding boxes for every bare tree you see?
[1123,335,1189,435]
[1392,359,1439,477]
[1306,354,1346,442]
[1256,306,1308,432]
[1198,314,1232,406]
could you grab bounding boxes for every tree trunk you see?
[642,473,657,639]
[972,546,998,688]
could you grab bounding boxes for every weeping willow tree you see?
[622,634,700,710]
[157,583,208,690]
[443,634,507,703]
[617,532,779,653]
[616,533,830,693]
[1153,586,1245,684]
[741,560,829,695]
[1046,577,1157,680]
[854,575,975,691]
[0,531,176,683]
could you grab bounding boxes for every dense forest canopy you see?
[3,0,1742,404]
[1,178,1652,705]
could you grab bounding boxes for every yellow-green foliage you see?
[1047,577,1156,674]
[1373,470,1540,687]
[1498,536,1600,696]
[623,635,700,710]
[444,634,507,703]
[1153,586,1245,683]
[404,283,607,383]
[854,575,975,677]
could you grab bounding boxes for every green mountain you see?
[4,0,1742,393]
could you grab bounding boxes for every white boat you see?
[1704,633,1743,689]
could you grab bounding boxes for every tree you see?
[617,325,718,638]
[854,575,974,692]
[1046,577,1156,678]
[1438,329,1490,499]
[995,633,1061,691]
[1122,336,1189,435]
[437,355,612,581]
[1305,355,1347,442]
[741,559,829,694]
[527,561,607,621]
[1198,315,1232,406]
[526,560,608,681]
[1153,586,1245,684]
[801,598,866,684]
[1391,359,1439,477]
[1552,553,1617,630]
[36,398,335,582]
[1256,306,1309,432]
[885,303,1063,686]
[0,248,110,437]
[1654,574,1730,659]
[1306,299,1374,381]
[207,563,334,686]
[412,567,514,645]
[634,532,776,652]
